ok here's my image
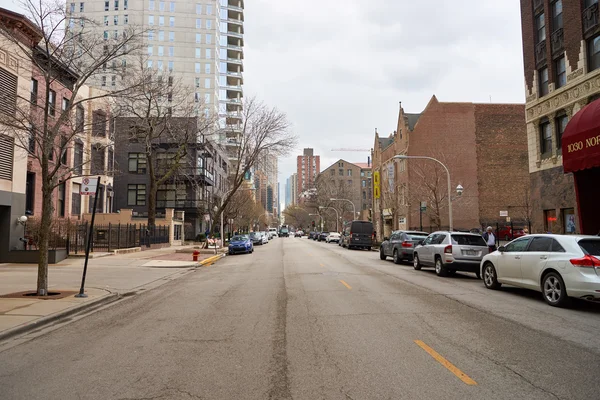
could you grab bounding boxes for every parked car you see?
[481,234,600,307]
[295,230,304,237]
[380,230,429,264]
[413,231,489,278]
[228,235,253,255]
[260,231,269,244]
[249,232,263,246]
[313,232,321,241]
[326,232,341,243]
[497,226,526,241]
[268,228,278,239]
[341,220,374,250]
[318,232,330,242]
[308,231,316,239]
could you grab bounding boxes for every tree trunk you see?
[37,180,54,296]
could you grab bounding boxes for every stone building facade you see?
[519,0,600,234]
[372,97,529,240]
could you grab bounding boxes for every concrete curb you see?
[0,292,119,342]
[199,253,225,266]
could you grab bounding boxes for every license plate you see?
[466,250,476,256]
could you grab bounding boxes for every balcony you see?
[228,4,243,12]
[227,30,243,39]
[551,28,564,58]
[227,57,243,65]
[227,71,243,79]
[156,199,209,213]
[158,167,214,186]
[227,44,242,52]
[226,84,243,93]
[535,40,547,67]
[583,3,599,37]
[227,18,243,27]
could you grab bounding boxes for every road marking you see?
[340,280,352,290]
[414,340,477,386]
[320,263,325,267]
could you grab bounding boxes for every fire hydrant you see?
[192,250,200,262]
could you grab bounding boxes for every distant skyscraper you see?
[296,148,319,198]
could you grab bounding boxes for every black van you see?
[341,220,374,250]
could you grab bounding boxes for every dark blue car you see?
[228,235,254,255]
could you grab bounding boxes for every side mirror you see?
[384,237,389,241]
[498,246,505,253]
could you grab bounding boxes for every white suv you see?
[481,234,600,307]
[268,228,278,239]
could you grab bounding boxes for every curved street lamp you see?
[329,198,356,220]
[394,155,459,232]
[319,206,340,232]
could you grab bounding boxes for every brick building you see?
[372,97,529,240]
[519,0,600,234]
[296,148,320,201]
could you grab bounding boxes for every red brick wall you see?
[406,99,480,230]
[521,0,536,92]
[474,104,529,224]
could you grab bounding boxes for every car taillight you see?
[402,241,413,248]
[570,255,600,267]
[444,245,452,254]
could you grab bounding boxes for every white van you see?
[268,228,278,238]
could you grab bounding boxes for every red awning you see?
[562,98,600,173]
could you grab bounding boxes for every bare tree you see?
[0,1,143,295]
[282,205,312,230]
[213,96,296,224]
[113,58,214,227]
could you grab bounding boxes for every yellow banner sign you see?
[373,171,380,185]
[374,186,380,199]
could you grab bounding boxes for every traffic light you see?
[311,220,315,228]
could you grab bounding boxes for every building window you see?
[170,1,174,12]
[159,16,164,26]
[204,93,210,104]
[196,3,201,14]
[26,172,35,215]
[124,14,128,24]
[80,2,84,12]
[30,78,38,104]
[589,35,600,72]
[544,209,557,233]
[195,78,200,88]
[206,4,212,14]
[157,60,163,70]
[75,105,84,132]
[538,67,549,96]
[196,33,201,43]
[206,20,212,29]
[168,46,174,57]
[104,1,109,11]
[60,136,68,165]
[147,60,153,69]
[114,0,118,10]
[28,126,35,153]
[74,141,83,174]
[128,184,146,206]
[92,111,107,137]
[128,153,147,173]
[338,168,343,176]
[124,0,127,10]
[539,120,552,156]
[62,97,70,111]
[148,30,154,40]
[111,75,116,86]
[91,146,104,175]
[536,12,546,43]
[72,183,81,215]
[158,45,163,56]
[169,16,174,27]
[149,0,154,10]
[158,30,164,41]
[48,89,56,116]
[347,169,352,176]
[196,18,201,28]
[205,63,211,74]
[205,48,211,59]
[57,182,66,217]
[169,31,174,42]
[195,48,201,58]
[552,1,562,31]
[168,61,173,72]
[149,15,154,25]
[555,56,566,89]
[555,113,568,152]
[194,93,200,102]
[206,34,212,44]
[205,78,210,88]
[195,62,201,73]
[114,15,118,25]
[562,208,576,234]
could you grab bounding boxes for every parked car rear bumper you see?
[443,260,481,273]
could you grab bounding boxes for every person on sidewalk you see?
[483,226,497,253]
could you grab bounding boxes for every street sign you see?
[80,177,99,196]
[420,201,427,212]
[499,211,509,217]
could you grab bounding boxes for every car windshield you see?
[231,236,246,242]
[579,239,600,256]
[451,234,487,246]
[250,232,259,237]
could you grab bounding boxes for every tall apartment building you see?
[296,148,320,199]
[69,0,244,143]
[520,0,600,235]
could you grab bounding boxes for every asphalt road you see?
[1,237,600,399]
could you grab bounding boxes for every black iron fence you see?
[25,221,170,254]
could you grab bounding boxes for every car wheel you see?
[435,257,448,277]
[393,249,400,264]
[413,254,422,270]
[482,263,501,290]
[380,248,387,260]
[542,272,569,307]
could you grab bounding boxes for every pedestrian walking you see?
[483,226,497,253]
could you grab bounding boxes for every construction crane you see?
[331,148,371,152]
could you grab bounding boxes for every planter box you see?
[1,249,68,264]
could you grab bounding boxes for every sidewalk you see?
[0,245,226,341]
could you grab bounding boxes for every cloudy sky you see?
[243,0,526,208]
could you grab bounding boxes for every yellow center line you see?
[340,280,352,290]
[414,340,477,386]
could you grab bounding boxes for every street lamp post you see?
[319,206,340,232]
[329,198,356,221]
[394,155,457,232]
